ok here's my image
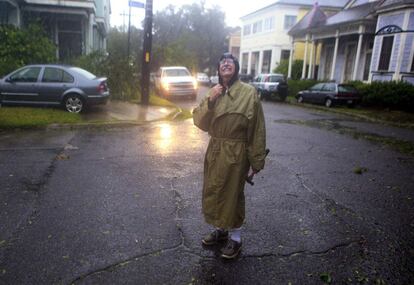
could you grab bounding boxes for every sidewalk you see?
[81,100,178,123]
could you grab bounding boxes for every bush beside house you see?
[0,24,56,77]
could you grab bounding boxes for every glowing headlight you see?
[161,79,169,90]
[192,78,198,89]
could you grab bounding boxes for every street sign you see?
[129,0,144,8]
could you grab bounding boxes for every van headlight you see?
[192,78,198,89]
[161,79,169,90]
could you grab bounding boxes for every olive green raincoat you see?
[193,80,266,229]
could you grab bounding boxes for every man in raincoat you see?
[193,53,267,259]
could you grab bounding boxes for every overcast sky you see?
[110,0,276,28]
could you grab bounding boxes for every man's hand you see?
[246,168,259,186]
[209,84,223,102]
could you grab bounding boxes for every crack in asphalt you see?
[243,238,362,259]
[0,139,75,265]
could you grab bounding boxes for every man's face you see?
[219,58,235,79]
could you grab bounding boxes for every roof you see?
[241,0,347,20]
[377,0,414,12]
[289,3,327,35]
[324,1,378,26]
[289,1,379,35]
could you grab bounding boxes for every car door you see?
[321,83,336,103]
[307,83,324,103]
[1,66,42,103]
[39,67,75,104]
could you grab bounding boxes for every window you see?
[310,83,324,91]
[411,55,414,72]
[243,24,251,36]
[264,17,275,31]
[322,83,336,92]
[42,68,74,83]
[378,36,394,71]
[284,15,297,30]
[10,67,41,82]
[262,50,272,73]
[252,21,262,34]
[281,50,290,61]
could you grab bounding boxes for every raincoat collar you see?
[225,80,242,99]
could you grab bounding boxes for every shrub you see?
[349,80,414,112]
[0,24,56,76]
[287,79,321,98]
[273,59,303,80]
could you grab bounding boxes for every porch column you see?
[288,39,294,79]
[258,50,264,74]
[330,30,339,81]
[394,10,410,80]
[302,34,309,79]
[352,26,364,81]
[308,38,315,79]
[247,52,252,75]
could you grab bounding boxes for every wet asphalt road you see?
[0,87,413,284]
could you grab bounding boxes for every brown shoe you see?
[202,229,228,246]
[220,239,242,259]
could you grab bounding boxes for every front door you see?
[343,43,357,82]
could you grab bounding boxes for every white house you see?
[239,0,347,77]
[0,0,111,60]
[288,0,414,84]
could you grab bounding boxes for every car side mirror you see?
[5,78,13,83]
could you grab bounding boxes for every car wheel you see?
[64,94,84,113]
[297,95,304,103]
[325,98,333,108]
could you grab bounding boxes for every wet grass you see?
[0,107,81,129]
[276,118,414,156]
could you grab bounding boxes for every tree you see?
[273,59,303,80]
[152,2,228,75]
[0,24,56,76]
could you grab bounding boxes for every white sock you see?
[229,227,242,243]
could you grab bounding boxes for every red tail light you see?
[97,82,107,94]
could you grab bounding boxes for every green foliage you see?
[0,107,81,129]
[273,59,303,80]
[349,80,414,112]
[152,3,228,75]
[287,79,321,98]
[0,24,56,76]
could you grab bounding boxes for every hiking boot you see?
[202,229,228,246]
[220,239,242,259]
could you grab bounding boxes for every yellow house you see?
[239,0,345,77]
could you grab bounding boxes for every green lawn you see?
[0,107,81,129]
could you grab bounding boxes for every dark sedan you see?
[0,64,109,113]
[296,82,360,108]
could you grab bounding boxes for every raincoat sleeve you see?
[247,98,267,171]
[193,91,214,132]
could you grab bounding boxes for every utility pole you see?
[141,0,152,105]
[127,5,132,59]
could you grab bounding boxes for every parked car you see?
[209,75,219,87]
[196,72,210,86]
[154,66,198,100]
[239,74,253,83]
[296,82,361,108]
[0,64,109,113]
[251,73,288,101]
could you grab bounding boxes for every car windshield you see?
[267,75,284,82]
[164,69,190,77]
[338,85,357,92]
[69,67,96,80]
